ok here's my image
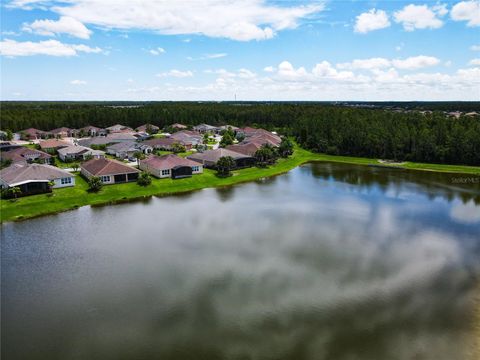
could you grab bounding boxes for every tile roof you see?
[143,137,179,147]
[0,147,52,163]
[140,154,199,169]
[20,128,46,137]
[0,163,72,186]
[136,124,160,132]
[226,142,262,156]
[49,127,72,134]
[81,158,140,176]
[187,148,251,163]
[39,139,70,149]
[57,145,90,156]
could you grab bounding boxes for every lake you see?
[1,162,480,360]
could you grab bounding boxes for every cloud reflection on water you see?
[1,163,479,360]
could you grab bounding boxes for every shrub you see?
[137,172,152,186]
[216,156,235,177]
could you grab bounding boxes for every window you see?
[192,166,199,172]
[61,177,72,185]
[101,175,110,182]
[161,169,170,176]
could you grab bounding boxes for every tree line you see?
[1,101,479,165]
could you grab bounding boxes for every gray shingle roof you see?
[0,163,72,186]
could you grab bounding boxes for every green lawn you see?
[1,145,479,223]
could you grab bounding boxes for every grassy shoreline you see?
[1,146,479,223]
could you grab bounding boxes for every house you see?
[57,145,105,162]
[193,124,219,134]
[143,137,190,151]
[0,142,22,152]
[38,139,70,154]
[81,158,140,184]
[169,130,202,146]
[218,125,239,132]
[106,124,134,133]
[19,128,47,140]
[136,124,159,134]
[187,148,255,169]
[106,142,152,160]
[49,127,73,138]
[0,163,75,197]
[171,123,188,130]
[226,142,263,157]
[139,154,203,179]
[78,133,138,147]
[79,126,107,137]
[0,147,52,165]
[241,128,281,147]
[133,132,151,141]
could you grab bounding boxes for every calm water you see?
[2,163,480,360]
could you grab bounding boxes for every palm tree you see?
[133,151,146,166]
[8,186,22,199]
[87,176,103,192]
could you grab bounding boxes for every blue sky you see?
[1,0,479,101]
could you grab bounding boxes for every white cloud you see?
[394,4,445,31]
[0,39,102,57]
[22,16,92,39]
[277,61,308,80]
[450,200,480,224]
[70,79,87,85]
[354,9,390,33]
[469,58,480,65]
[470,44,480,51]
[264,66,275,72]
[204,53,227,59]
[149,47,166,56]
[391,55,440,69]
[187,53,227,61]
[451,0,480,26]
[15,0,325,42]
[337,57,391,70]
[237,68,256,79]
[156,70,193,78]
[337,56,439,71]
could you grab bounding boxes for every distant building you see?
[0,147,52,165]
[49,127,74,138]
[226,142,263,157]
[169,130,202,146]
[78,133,138,147]
[170,123,188,130]
[193,124,219,134]
[105,124,134,133]
[143,137,191,151]
[57,145,105,162]
[79,126,107,137]
[136,124,160,134]
[19,128,47,140]
[38,139,70,154]
[106,142,153,160]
